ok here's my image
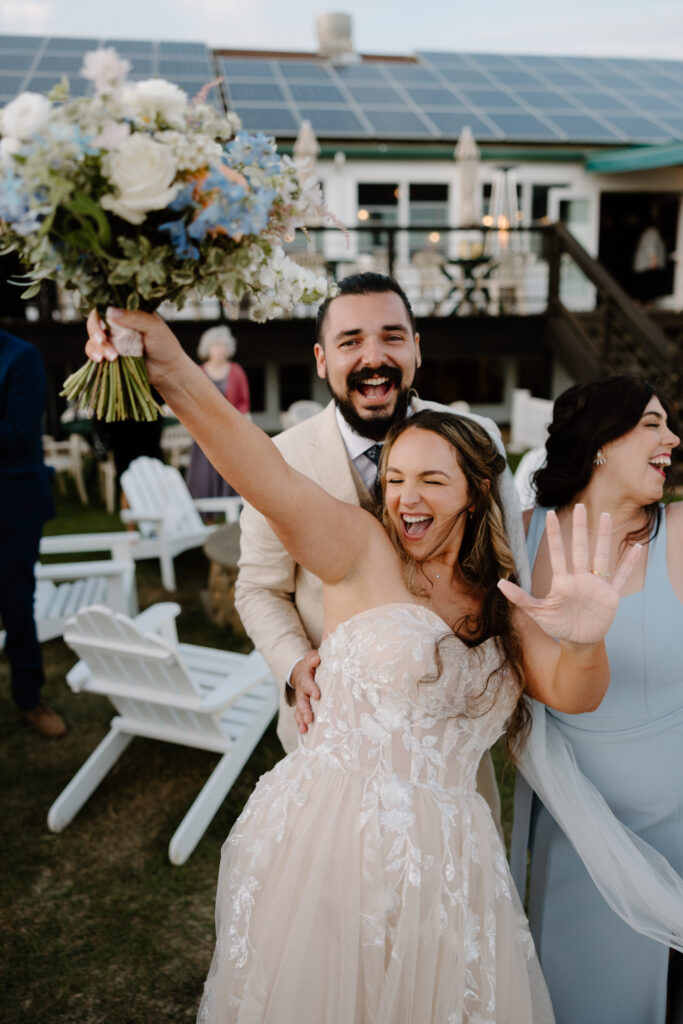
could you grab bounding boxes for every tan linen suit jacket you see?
[235,399,530,829]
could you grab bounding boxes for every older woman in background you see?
[510,375,683,1024]
[185,324,250,500]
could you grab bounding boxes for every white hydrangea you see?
[122,79,188,128]
[154,130,223,172]
[1,92,52,140]
[93,120,131,150]
[0,136,21,163]
[81,48,131,95]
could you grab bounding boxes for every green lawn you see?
[1,485,515,1024]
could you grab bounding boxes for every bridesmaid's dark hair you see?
[379,411,531,760]
[534,375,678,549]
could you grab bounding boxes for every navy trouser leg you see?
[0,524,44,711]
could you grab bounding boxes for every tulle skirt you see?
[197,751,554,1024]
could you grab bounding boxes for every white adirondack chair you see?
[513,446,547,510]
[42,433,89,504]
[48,602,278,865]
[0,532,138,649]
[508,388,554,453]
[160,422,194,469]
[120,456,242,591]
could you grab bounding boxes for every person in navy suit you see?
[0,328,65,737]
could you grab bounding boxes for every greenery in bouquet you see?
[0,48,334,420]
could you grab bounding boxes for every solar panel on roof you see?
[289,83,345,103]
[458,89,521,110]
[297,107,365,132]
[583,72,634,89]
[346,85,402,105]
[384,65,440,84]
[515,89,579,111]
[227,81,286,102]
[219,59,275,78]
[0,52,37,70]
[562,57,610,70]
[635,74,683,90]
[233,106,298,132]
[158,59,211,77]
[630,93,683,113]
[403,86,458,106]
[659,115,683,138]
[333,63,388,82]
[278,61,331,82]
[436,67,493,87]
[486,112,561,139]
[103,39,153,54]
[126,57,155,75]
[363,109,432,134]
[600,114,674,141]
[0,35,42,49]
[538,71,595,88]
[576,92,635,112]
[489,70,544,87]
[543,114,623,141]
[0,75,27,95]
[23,73,89,96]
[513,56,563,69]
[424,109,499,137]
[158,41,207,56]
[36,54,84,73]
[45,37,99,51]
[467,53,518,67]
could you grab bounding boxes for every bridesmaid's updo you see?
[535,375,678,546]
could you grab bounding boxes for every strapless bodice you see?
[299,603,517,795]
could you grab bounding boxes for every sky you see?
[0,0,682,61]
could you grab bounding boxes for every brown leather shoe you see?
[23,701,67,738]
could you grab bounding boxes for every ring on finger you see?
[591,569,610,577]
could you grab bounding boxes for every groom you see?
[235,273,529,826]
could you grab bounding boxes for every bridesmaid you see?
[511,376,683,1024]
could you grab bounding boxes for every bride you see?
[87,309,641,1024]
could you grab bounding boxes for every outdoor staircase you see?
[543,222,683,483]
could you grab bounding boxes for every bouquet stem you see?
[61,354,163,422]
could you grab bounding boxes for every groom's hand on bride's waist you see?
[289,651,321,734]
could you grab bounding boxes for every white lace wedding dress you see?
[197,604,554,1024]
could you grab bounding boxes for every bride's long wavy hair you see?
[378,411,531,759]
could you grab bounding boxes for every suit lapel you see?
[309,402,362,506]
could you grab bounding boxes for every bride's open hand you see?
[497,505,642,646]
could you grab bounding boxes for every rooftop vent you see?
[316,12,354,58]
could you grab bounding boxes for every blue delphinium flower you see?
[224,131,279,171]
[158,219,200,260]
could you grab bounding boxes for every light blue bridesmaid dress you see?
[525,506,683,1024]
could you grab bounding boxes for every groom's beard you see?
[329,365,412,442]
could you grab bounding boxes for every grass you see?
[1,483,515,1024]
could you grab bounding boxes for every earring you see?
[593,449,606,466]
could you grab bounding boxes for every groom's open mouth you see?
[401,513,433,539]
[347,366,402,405]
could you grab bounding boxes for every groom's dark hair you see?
[315,272,416,344]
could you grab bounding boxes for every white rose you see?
[122,79,188,127]
[100,135,178,225]
[1,92,51,140]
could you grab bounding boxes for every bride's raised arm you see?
[86,308,383,586]
[498,505,642,714]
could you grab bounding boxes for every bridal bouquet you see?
[0,48,332,420]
